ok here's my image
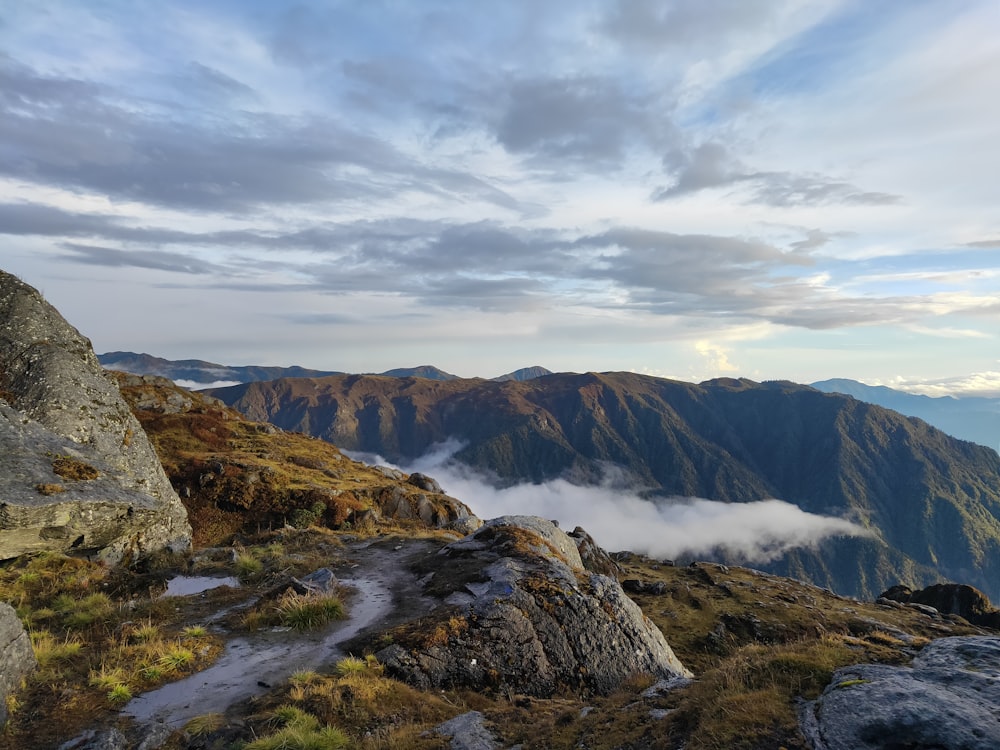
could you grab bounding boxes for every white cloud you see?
[351,440,867,563]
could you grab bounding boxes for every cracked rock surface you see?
[802,636,1000,750]
[0,270,190,562]
[377,515,691,697]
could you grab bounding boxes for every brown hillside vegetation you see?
[112,373,475,546]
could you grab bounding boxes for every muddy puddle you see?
[160,576,240,598]
[124,575,392,728]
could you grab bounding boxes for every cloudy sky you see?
[2,1,999,395]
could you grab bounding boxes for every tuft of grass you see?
[30,630,84,668]
[89,665,128,691]
[277,594,344,631]
[107,683,132,705]
[157,646,195,673]
[290,670,322,687]
[185,713,226,736]
[181,625,208,638]
[334,656,367,676]
[245,706,349,750]
[236,553,264,581]
[140,664,165,681]
[55,592,114,630]
[132,621,160,643]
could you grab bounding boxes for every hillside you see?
[812,378,1000,452]
[208,372,1000,600]
[112,373,477,546]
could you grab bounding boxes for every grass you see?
[245,705,349,750]
[106,683,132,705]
[0,550,225,749]
[184,713,226,736]
[236,552,264,581]
[248,657,458,749]
[30,631,84,668]
[278,593,344,631]
[157,646,195,672]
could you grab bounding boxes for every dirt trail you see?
[124,538,439,729]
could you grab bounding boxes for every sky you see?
[2,1,1000,395]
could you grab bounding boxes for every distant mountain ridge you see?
[207,371,1000,601]
[99,352,344,384]
[98,352,551,384]
[811,378,1000,452]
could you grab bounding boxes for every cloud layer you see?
[352,441,867,564]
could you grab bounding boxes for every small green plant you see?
[157,646,195,672]
[132,621,160,643]
[236,553,264,581]
[289,670,321,687]
[89,665,128,690]
[181,625,207,638]
[335,656,367,676]
[107,683,133,704]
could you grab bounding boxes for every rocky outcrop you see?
[377,516,691,697]
[0,601,36,725]
[431,711,500,750]
[802,636,1000,749]
[0,270,191,561]
[880,583,1000,628]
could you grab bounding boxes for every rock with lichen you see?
[377,515,691,697]
[802,636,1000,750]
[0,270,191,561]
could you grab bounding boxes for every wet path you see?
[123,539,437,729]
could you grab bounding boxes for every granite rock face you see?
[377,515,691,697]
[0,270,191,562]
[802,636,1000,749]
[0,601,36,726]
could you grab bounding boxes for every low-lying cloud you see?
[349,440,867,564]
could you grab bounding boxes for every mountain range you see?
[812,378,1000,451]
[98,351,550,384]
[101,353,1000,453]
[205,371,1000,601]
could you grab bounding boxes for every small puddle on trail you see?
[160,576,240,597]
[124,576,390,728]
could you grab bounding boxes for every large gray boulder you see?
[377,516,691,697]
[0,601,36,726]
[0,270,191,562]
[802,636,1000,749]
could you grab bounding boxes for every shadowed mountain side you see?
[208,372,1000,600]
[811,378,1000,452]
